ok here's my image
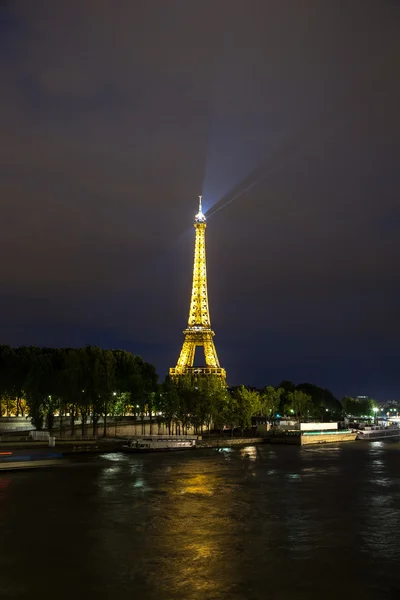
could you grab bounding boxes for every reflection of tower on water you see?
[170,197,226,380]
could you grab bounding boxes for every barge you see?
[269,422,357,445]
[356,425,400,441]
[122,435,197,453]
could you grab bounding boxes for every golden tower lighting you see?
[170,197,226,379]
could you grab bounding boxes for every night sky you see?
[1,1,399,399]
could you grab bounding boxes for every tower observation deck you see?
[169,197,226,379]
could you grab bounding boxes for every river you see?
[0,441,399,599]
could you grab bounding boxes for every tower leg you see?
[203,339,220,369]
[176,340,196,369]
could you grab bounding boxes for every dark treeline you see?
[0,345,157,436]
[0,346,383,436]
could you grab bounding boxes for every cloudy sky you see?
[1,0,399,398]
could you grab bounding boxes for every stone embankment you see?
[197,437,264,448]
[301,431,357,445]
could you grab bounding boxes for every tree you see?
[221,393,237,436]
[43,394,60,435]
[0,344,157,437]
[231,386,261,435]
[260,386,283,421]
[341,396,376,419]
[25,348,53,430]
[174,374,196,435]
[58,349,86,436]
[276,380,296,415]
[0,346,14,414]
[83,346,104,436]
[133,356,158,433]
[286,390,312,421]
[341,396,359,417]
[0,346,29,417]
[158,377,180,434]
[113,350,143,414]
[97,349,116,437]
[296,383,341,419]
[211,386,231,434]
[197,375,228,436]
[111,391,130,435]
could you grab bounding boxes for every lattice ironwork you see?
[170,197,226,380]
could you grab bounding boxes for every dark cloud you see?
[0,0,399,398]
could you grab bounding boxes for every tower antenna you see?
[195,194,206,222]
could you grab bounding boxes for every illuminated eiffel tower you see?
[170,197,226,379]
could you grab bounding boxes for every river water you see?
[0,441,399,600]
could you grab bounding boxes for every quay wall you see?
[56,422,196,438]
[197,437,264,448]
[0,418,34,433]
[301,432,357,445]
[0,421,197,439]
[269,432,357,445]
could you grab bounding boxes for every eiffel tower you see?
[170,197,226,379]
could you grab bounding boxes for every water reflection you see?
[369,441,385,452]
[1,443,400,599]
[101,452,126,462]
[181,473,214,496]
[301,465,340,477]
[103,465,121,476]
[358,442,400,562]
[285,473,301,480]
[239,446,257,461]
[151,461,238,600]
[218,447,233,460]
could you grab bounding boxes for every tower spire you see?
[195,194,206,222]
[170,196,226,379]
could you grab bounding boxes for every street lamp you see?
[112,392,117,436]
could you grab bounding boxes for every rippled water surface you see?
[1,442,400,599]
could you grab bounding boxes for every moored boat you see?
[122,435,197,453]
[356,426,400,441]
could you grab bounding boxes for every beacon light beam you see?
[170,196,226,380]
[206,103,349,221]
[203,46,394,221]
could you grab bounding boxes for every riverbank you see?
[269,431,357,445]
[0,440,126,471]
[0,437,265,470]
[0,439,120,450]
[197,437,264,448]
